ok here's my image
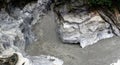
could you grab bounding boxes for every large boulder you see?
[56,1,115,48]
[58,13,114,48]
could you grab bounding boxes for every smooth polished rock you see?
[58,13,114,48]
[55,0,116,48]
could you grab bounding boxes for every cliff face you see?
[0,0,63,65]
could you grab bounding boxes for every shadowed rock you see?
[0,53,18,65]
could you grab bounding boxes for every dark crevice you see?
[0,0,38,12]
[97,7,120,36]
[0,53,18,65]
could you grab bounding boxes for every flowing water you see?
[26,11,120,65]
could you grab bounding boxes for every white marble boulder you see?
[57,4,115,48]
[58,13,114,48]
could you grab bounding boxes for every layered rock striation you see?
[55,0,120,48]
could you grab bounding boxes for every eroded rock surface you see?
[0,0,63,65]
[0,51,63,65]
[56,1,116,48]
[58,13,114,48]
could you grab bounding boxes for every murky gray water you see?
[26,11,120,65]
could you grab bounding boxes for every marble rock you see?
[0,0,63,65]
[0,49,63,65]
[58,13,114,48]
[55,0,117,48]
